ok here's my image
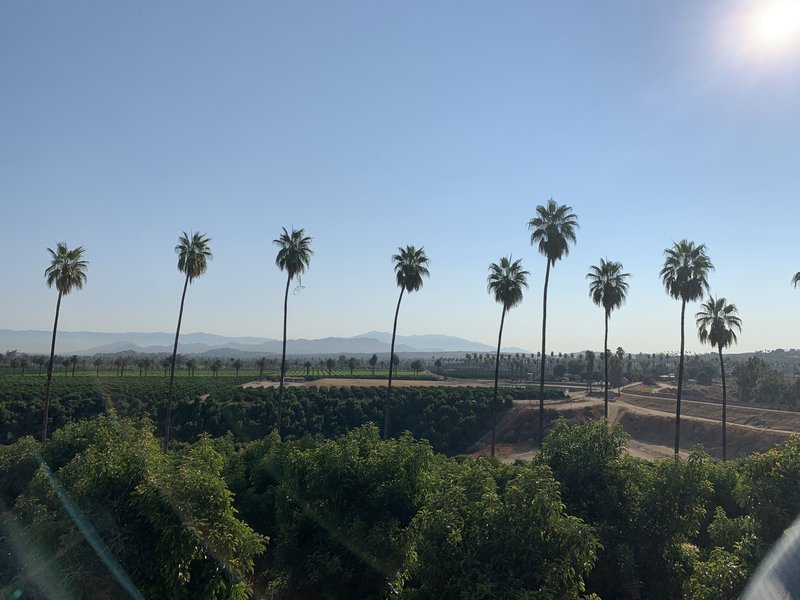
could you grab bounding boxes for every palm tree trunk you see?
[674,299,686,457]
[165,273,190,452]
[719,345,727,461]
[41,290,63,443]
[492,306,507,458]
[277,274,291,436]
[384,287,405,439]
[603,312,609,419]
[538,260,551,445]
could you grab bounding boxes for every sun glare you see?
[753,0,800,49]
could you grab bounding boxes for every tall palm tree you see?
[384,245,430,438]
[528,200,578,444]
[660,239,713,456]
[587,259,630,418]
[165,231,212,451]
[696,297,741,461]
[42,243,88,442]
[487,257,529,457]
[274,227,313,436]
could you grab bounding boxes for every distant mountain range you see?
[0,329,530,357]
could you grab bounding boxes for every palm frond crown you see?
[45,243,88,295]
[587,259,630,316]
[176,231,213,282]
[274,227,313,280]
[660,239,713,303]
[527,199,579,265]
[793,272,800,288]
[393,245,430,293]
[487,257,529,310]
[696,296,742,350]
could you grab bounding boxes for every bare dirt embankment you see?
[473,390,795,462]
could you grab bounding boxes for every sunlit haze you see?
[1,2,799,355]
[753,1,800,49]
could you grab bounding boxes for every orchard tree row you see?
[3,414,798,599]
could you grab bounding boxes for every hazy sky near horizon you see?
[2,1,799,355]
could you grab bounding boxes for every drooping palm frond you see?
[587,259,630,316]
[696,297,741,351]
[660,239,713,303]
[527,199,579,265]
[792,272,800,288]
[393,245,430,293]
[274,227,313,280]
[487,256,529,310]
[176,231,213,282]
[45,242,88,295]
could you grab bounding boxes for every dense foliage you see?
[0,376,562,455]
[3,371,800,599]
[0,415,265,599]
[2,413,800,598]
[732,357,800,407]
[4,415,799,599]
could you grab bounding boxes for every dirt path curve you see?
[242,377,493,389]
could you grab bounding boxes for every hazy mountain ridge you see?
[0,329,527,356]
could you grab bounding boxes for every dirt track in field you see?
[242,377,494,388]
[473,389,795,462]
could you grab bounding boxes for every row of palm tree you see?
[38,215,794,458]
[483,220,747,460]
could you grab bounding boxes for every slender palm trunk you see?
[538,260,551,445]
[491,306,507,458]
[674,299,687,457]
[41,290,63,443]
[719,345,727,461]
[277,274,291,436]
[384,287,405,439]
[603,312,609,419]
[165,273,190,452]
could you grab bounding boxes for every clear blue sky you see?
[2,1,799,354]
